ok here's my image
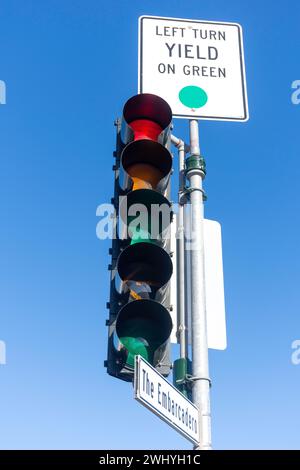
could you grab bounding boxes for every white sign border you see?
[134,355,200,445]
[138,15,249,122]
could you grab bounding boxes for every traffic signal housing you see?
[105,93,174,382]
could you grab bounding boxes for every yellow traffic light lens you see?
[121,140,172,191]
[127,163,163,190]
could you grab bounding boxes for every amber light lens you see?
[121,140,172,192]
[127,163,163,190]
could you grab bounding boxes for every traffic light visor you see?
[117,242,172,288]
[115,299,173,368]
[121,140,172,190]
[123,93,172,131]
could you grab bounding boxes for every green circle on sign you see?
[179,86,208,108]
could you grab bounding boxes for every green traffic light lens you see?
[119,189,172,244]
[116,300,173,369]
[129,226,154,245]
[119,336,151,367]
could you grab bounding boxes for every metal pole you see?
[186,120,212,450]
[177,139,188,359]
[171,135,188,359]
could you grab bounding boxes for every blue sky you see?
[0,0,299,450]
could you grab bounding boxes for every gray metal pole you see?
[178,140,188,359]
[186,120,212,450]
[171,135,188,359]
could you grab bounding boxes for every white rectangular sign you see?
[134,355,200,445]
[170,218,227,350]
[202,219,227,350]
[138,15,248,121]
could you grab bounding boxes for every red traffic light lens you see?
[130,119,163,141]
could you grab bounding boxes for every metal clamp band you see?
[183,187,207,201]
[186,375,212,388]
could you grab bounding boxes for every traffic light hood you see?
[119,188,172,241]
[117,241,173,290]
[115,299,173,368]
[120,139,172,192]
[123,93,172,133]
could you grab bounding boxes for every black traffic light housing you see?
[105,94,174,382]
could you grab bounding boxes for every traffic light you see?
[105,93,174,382]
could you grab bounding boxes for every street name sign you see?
[134,355,200,445]
[138,15,248,121]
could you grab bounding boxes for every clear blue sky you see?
[0,0,299,450]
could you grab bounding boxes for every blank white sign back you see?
[170,218,227,350]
